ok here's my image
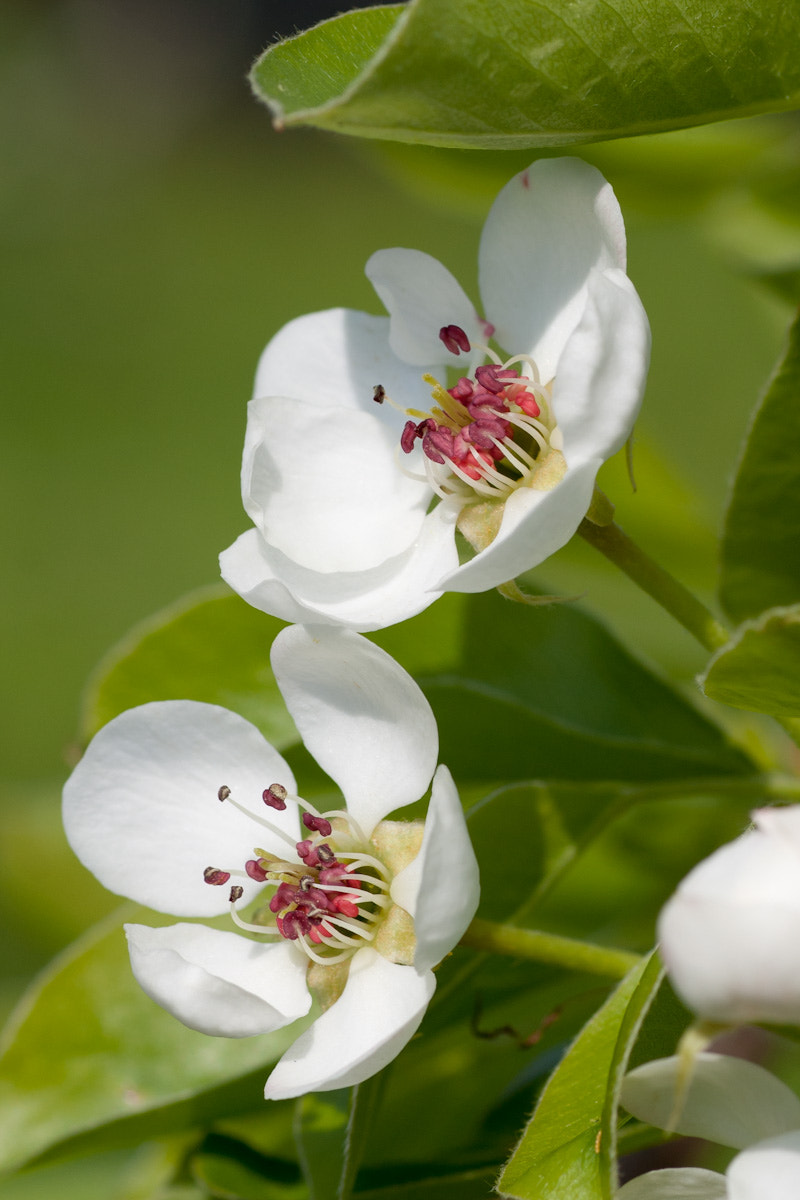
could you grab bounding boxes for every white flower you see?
[220,157,650,632]
[62,626,479,1099]
[657,806,800,1025]
[618,1054,800,1198]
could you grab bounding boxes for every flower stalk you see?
[578,517,730,652]
[460,917,641,979]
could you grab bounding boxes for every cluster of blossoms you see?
[63,158,653,1102]
[219,156,650,631]
[63,627,479,1098]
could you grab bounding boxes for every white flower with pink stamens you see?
[62,626,479,1100]
[220,156,650,632]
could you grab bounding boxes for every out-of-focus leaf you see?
[418,592,750,785]
[79,587,295,748]
[191,1135,306,1200]
[354,1167,498,1198]
[252,1,800,150]
[294,1091,349,1200]
[497,953,661,1200]
[0,910,313,1174]
[701,604,800,716]
[720,309,800,621]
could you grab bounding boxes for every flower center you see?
[378,326,564,503]
[203,783,392,966]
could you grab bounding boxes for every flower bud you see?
[658,806,800,1024]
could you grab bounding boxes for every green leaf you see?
[294,1091,350,1200]
[701,604,800,716]
[497,953,662,1200]
[720,309,800,621]
[354,1167,498,1198]
[191,1135,307,1200]
[80,586,295,748]
[416,592,750,784]
[0,910,313,1173]
[252,1,800,150]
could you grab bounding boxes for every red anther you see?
[449,377,474,402]
[270,881,299,913]
[245,859,268,882]
[295,838,320,868]
[203,866,231,886]
[512,387,541,418]
[319,864,351,886]
[263,783,288,810]
[308,926,324,944]
[332,896,359,918]
[303,813,332,837]
[400,419,422,454]
[475,364,507,394]
[439,324,471,355]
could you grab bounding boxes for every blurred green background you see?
[2,1,798,1193]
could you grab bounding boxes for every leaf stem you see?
[460,917,642,979]
[578,519,730,652]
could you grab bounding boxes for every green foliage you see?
[497,953,661,1200]
[720,308,800,622]
[701,604,800,717]
[252,1,800,149]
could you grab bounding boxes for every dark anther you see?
[303,813,333,836]
[218,785,231,801]
[317,844,335,863]
[373,384,386,404]
[299,875,315,891]
[203,866,231,886]
[263,783,288,811]
[229,885,244,903]
[439,324,471,356]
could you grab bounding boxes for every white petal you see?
[554,268,650,465]
[391,765,480,972]
[252,308,434,425]
[220,505,458,633]
[63,702,299,917]
[366,248,481,367]
[479,157,627,381]
[658,828,800,1024]
[437,456,600,593]
[241,398,429,573]
[621,1054,800,1150]
[616,1169,728,1199]
[125,923,311,1037]
[264,948,435,1099]
[727,1131,800,1200]
[271,627,438,836]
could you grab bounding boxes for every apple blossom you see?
[657,805,800,1024]
[618,1054,800,1198]
[62,625,479,1100]
[220,156,650,632]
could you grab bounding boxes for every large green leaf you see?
[701,604,800,717]
[252,1,800,149]
[497,953,661,1200]
[416,592,750,784]
[80,587,295,748]
[0,910,312,1174]
[720,309,800,622]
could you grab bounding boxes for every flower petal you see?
[391,765,479,972]
[220,505,458,633]
[621,1054,800,1150]
[253,308,434,424]
[264,947,435,1099]
[616,1168,728,1199]
[63,701,299,917]
[125,923,311,1037]
[658,827,800,1024]
[366,248,481,367]
[241,398,429,573]
[727,1131,800,1199]
[479,157,627,381]
[437,456,600,593]
[271,626,439,836]
[553,267,650,467]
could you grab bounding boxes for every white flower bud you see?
[658,806,800,1024]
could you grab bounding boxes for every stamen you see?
[303,813,332,837]
[373,384,386,404]
[217,785,231,802]
[263,783,288,811]
[229,885,244,903]
[222,794,298,852]
[439,324,471,355]
[229,900,281,936]
[203,866,231,886]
